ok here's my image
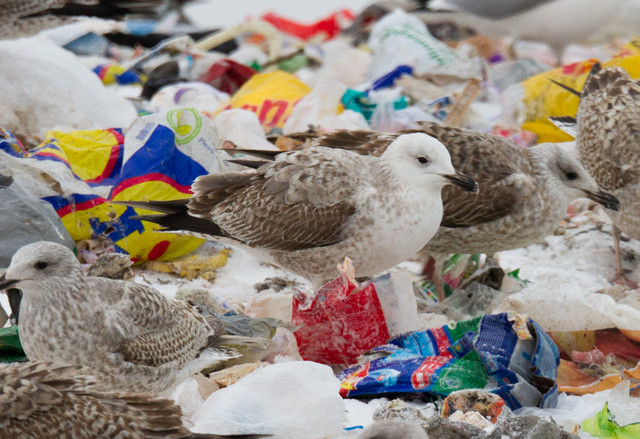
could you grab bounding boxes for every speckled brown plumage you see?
[125,136,476,287]
[0,361,224,438]
[574,63,640,283]
[292,122,616,255]
[576,65,640,215]
[0,242,242,394]
[258,123,618,299]
[0,0,168,38]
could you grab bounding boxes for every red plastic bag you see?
[198,59,256,95]
[292,273,390,366]
[261,10,354,41]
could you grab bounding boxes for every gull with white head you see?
[241,122,620,300]
[122,132,478,288]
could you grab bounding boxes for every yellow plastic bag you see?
[224,70,311,130]
[5,108,229,263]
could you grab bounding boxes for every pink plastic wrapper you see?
[292,274,390,366]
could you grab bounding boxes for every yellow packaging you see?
[224,70,311,130]
[521,37,640,143]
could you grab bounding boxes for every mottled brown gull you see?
[552,63,640,286]
[0,241,264,394]
[239,122,619,300]
[121,133,478,289]
[0,0,167,39]
[0,361,264,439]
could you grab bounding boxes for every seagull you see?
[0,361,265,439]
[119,133,478,288]
[0,0,186,39]
[230,122,620,300]
[551,63,640,287]
[413,0,625,50]
[0,241,266,394]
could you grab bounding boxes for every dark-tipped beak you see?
[584,189,620,211]
[0,272,18,290]
[443,171,479,193]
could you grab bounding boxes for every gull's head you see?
[536,142,620,211]
[382,133,478,193]
[0,242,83,292]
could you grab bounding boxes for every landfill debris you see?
[245,292,293,322]
[552,328,640,396]
[582,402,640,438]
[198,58,256,95]
[339,312,559,410]
[447,410,494,430]
[0,37,136,139]
[76,237,117,265]
[207,362,268,388]
[370,398,579,439]
[441,389,506,424]
[292,261,419,366]
[0,306,6,328]
[489,415,578,439]
[514,38,640,142]
[86,252,134,280]
[191,361,345,438]
[0,167,75,269]
[372,399,485,438]
[261,10,354,41]
[150,81,230,116]
[2,2,640,437]
[1,103,242,263]
[356,419,428,439]
[145,248,231,281]
[224,70,311,131]
[0,326,26,363]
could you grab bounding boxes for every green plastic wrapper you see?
[0,326,27,363]
[582,403,640,439]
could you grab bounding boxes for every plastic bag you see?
[292,264,420,366]
[339,312,560,410]
[0,108,228,263]
[292,274,390,366]
[283,79,347,134]
[261,10,354,41]
[198,59,256,95]
[224,71,311,131]
[150,82,230,117]
[366,9,466,81]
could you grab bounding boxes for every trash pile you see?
[1,1,640,438]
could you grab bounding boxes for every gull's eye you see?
[566,171,578,180]
[417,156,429,164]
[34,261,48,270]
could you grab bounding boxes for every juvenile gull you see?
[0,0,168,38]
[0,241,262,394]
[414,0,624,50]
[553,63,640,286]
[122,133,478,288]
[240,122,619,300]
[0,361,262,439]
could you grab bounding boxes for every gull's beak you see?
[443,171,479,193]
[584,189,620,211]
[0,272,18,290]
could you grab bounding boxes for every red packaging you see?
[292,274,390,366]
[198,59,256,95]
